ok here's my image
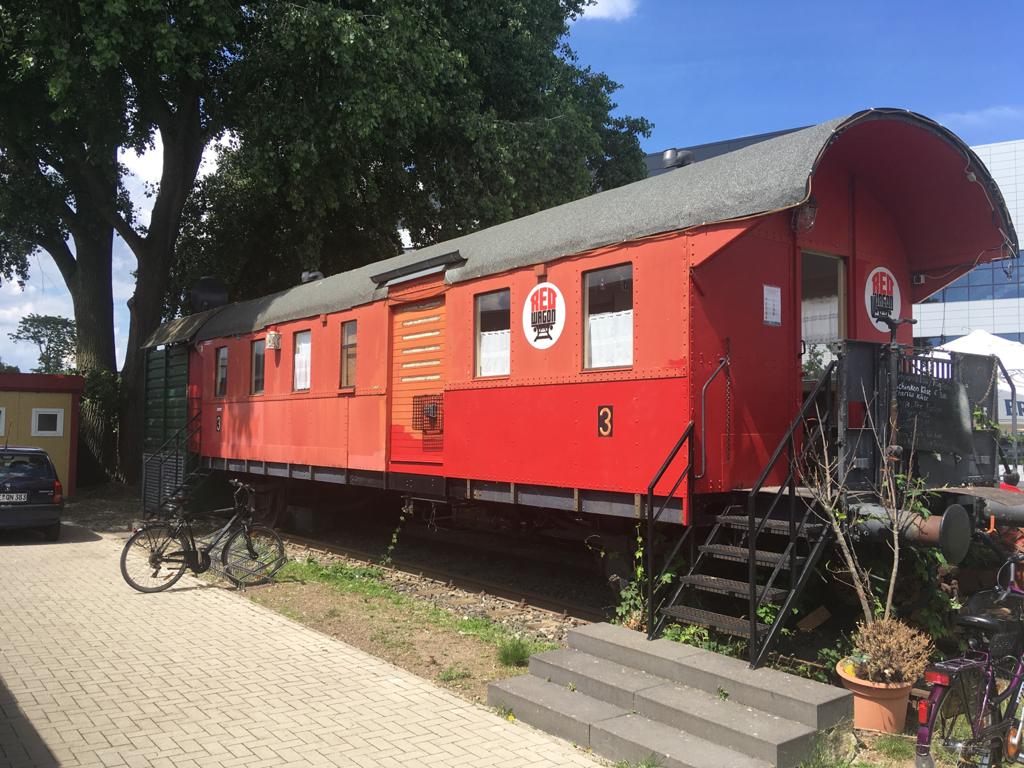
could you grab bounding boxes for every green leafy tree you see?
[9,313,77,373]
[0,356,19,373]
[168,0,650,314]
[2,0,651,476]
[1,0,246,474]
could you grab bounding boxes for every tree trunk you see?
[117,111,206,483]
[68,230,117,374]
[118,244,169,483]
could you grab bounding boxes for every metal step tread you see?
[699,544,805,568]
[679,575,786,603]
[716,515,824,537]
[659,605,768,638]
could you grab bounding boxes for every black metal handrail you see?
[142,410,202,513]
[746,359,837,665]
[645,420,695,639]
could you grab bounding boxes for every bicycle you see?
[916,552,1024,767]
[120,479,286,593]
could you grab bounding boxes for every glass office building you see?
[913,138,1024,346]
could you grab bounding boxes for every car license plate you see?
[0,493,28,503]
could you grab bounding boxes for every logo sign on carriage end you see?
[864,267,902,333]
[523,282,565,349]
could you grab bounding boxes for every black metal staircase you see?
[141,411,211,516]
[645,363,839,668]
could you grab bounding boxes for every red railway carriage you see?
[144,108,1014,518]
[143,108,1018,661]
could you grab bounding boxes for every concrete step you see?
[531,648,817,768]
[486,674,625,747]
[568,623,851,730]
[636,680,816,767]
[530,648,663,710]
[592,713,771,768]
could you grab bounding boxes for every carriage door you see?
[389,298,447,468]
[800,252,845,376]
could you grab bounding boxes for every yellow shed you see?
[0,373,85,496]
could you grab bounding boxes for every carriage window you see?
[340,321,357,388]
[215,347,228,397]
[475,290,510,377]
[251,339,265,395]
[293,331,311,391]
[0,407,5,437]
[584,264,633,369]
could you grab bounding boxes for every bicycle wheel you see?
[120,523,190,593]
[221,525,286,587]
[931,668,1003,767]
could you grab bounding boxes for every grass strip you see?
[275,558,556,655]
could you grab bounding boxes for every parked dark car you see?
[0,447,63,541]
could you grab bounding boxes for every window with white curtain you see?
[585,264,633,369]
[475,289,510,377]
[293,330,312,391]
[215,347,228,397]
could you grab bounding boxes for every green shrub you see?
[498,636,532,667]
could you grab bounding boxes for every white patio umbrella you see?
[936,330,1024,432]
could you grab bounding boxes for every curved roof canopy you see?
[147,108,1017,347]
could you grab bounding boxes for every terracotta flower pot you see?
[836,659,913,733]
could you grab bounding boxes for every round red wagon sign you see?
[864,267,901,333]
[523,282,565,349]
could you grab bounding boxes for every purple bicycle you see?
[917,552,1024,767]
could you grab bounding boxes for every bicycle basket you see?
[990,629,1024,660]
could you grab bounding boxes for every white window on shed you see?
[31,408,64,437]
[293,330,312,391]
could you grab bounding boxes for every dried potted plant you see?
[801,404,935,732]
[836,619,932,732]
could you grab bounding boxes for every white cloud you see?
[0,255,77,371]
[3,131,231,372]
[580,0,638,21]
[937,105,1024,134]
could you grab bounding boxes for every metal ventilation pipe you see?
[661,148,695,170]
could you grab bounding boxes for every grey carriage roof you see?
[146,108,1017,347]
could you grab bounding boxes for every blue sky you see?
[2,0,1023,371]
[570,0,1024,149]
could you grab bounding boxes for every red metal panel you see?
[688,218,798,493]
[444,377,689,497]
[195,302,389,471]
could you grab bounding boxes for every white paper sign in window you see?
[31,408,64,437]
[763,285,782,326]
[476,290,511,376]
[585,264,633,369]
[293,330,312,390]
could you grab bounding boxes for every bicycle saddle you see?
[956,613,1004,633]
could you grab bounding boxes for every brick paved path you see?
[0,526,598,768]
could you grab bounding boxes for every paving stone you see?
[0,525,598,767]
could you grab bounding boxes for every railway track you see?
[281,531,608,624]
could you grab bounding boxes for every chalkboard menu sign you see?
[896,374,972,454]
